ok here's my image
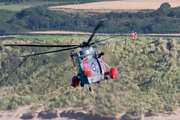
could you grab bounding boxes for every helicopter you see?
[3,19,119,91]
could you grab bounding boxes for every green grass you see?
[0,1,66,11]
[12,35,130,41]
[14,35,92,40]
[13,35,180,41]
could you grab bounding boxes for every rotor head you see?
[82,41,89,47]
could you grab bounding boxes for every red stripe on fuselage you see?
[83,60,91,77]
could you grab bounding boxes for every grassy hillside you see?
[1,36,180,119]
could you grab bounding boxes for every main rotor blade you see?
[3,44,80,47]
[21,46,79,57]
[87,19,106,45]
[93,36,116,45]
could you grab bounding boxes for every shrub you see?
[8,101,18,110]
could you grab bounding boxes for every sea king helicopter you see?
[3,19,119,91]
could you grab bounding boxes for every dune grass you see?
[1,36,180,119]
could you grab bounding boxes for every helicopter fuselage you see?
[71,45,119,91]
[77,46,106,84]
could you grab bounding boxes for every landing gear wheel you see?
[80,82,84,87]
[89,84,92,92]
[89,87,92,92]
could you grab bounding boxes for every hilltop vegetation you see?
[0,2,180,34]
[1,36,180,119]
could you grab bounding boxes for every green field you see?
[13,35,129,40]
[14,35,94,40]
[12,35,180,41]
[0,1,65,11]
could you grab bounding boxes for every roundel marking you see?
[91,62,96,71]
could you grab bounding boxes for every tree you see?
[137,12,145,18]
[158,2,172,16]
